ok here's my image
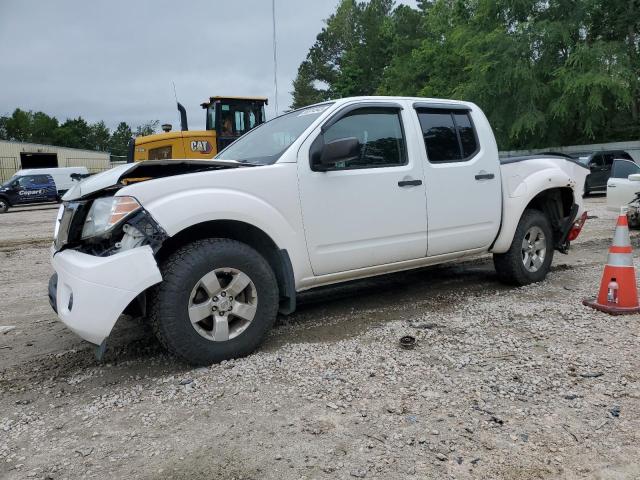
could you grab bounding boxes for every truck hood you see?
[62,159,245,201]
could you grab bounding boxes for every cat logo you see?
[190,140,213,154]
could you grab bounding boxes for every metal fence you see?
[0,156,19,182]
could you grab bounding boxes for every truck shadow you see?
[2,253,576,390]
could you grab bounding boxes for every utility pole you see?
[272,0,279,116]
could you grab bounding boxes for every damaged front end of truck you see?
[48,160,245,355]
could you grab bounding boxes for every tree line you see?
[0,109,159,159]
[291,0,640,150]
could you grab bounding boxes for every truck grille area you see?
[54,202,89,251]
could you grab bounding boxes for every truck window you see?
[590,154,603,167]
[417,109,478,162]
[602,153,615,168]
[322,107,407,170]
[33,175,50,184]
[611,159,640,178]
[17,177,33,187]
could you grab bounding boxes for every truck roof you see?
[298,96,477,112]
[16,167,88,176]
[201,96,269,108]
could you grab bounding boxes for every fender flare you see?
[492,168,576,253]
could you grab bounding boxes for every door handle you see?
[398,179,422,187]
[608,184,616,188]
[475,172,495,180]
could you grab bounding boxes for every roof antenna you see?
[271,0,279,116]
[173,81,188,131]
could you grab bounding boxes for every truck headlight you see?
[81,196,141,239]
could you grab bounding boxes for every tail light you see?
[567,211,588,241]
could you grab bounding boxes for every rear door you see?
[588,154,606,190]
[37,175,58,201]
[607,159,640,210]
[297,102,428,276]
[415,105,502,256]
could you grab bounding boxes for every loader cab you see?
[203,97,268,152]
[130,96,268,162]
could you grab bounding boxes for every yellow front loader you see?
[129,96,268,162]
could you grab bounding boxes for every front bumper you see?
[50,246,162,345]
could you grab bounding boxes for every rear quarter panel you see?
[492,158,588,253]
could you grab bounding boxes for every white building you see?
[0,140,111,182]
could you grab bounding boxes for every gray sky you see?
[0,0,416,131]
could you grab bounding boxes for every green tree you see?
[290,0,397,107]
[52,117,91,149]
[4,109,33,141]
[134,120,159,137]
[295,0,640,149]
[30,112,59,144]
[0,116,8,140]
[290,61,328,109]
[109,122,133,158]
[87,121,111,151]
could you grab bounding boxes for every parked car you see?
[606,158,640,210]
[49,96,589,365]
[576,150,634,195]
[0,167,89,213]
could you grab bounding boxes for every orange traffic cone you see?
[583,206,640,315]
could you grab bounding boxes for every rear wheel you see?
[493,209,554,286]
[149,238,279,365]
[0,198,9,213]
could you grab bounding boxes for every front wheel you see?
[149,238,279,365]
[493,209,554,286]
[0,198,9,213]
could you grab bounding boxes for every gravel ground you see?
[0,197,639,479]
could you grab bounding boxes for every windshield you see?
[206,101,266,135]
[216,103,334,165]
[1,176,17,187]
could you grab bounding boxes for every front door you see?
[607,159,640,210]
[297,103,428,276]
[14,176,43,204]
[415,106,502,256]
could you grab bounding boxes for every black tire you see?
[583,181,590,197]
[493,209,554,286]
[149,238,279,366]
[0,198,9,213]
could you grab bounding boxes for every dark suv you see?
[577,150,635,195]
[0,174,58,213]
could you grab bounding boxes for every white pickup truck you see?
[49,96,589,365]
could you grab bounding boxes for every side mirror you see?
[589,163,598,171]
[628,174,640,182]
[316,137,360,171]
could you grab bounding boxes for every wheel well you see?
[155,220,295,314]
[0,194,11,205]
[525,187,574,246]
